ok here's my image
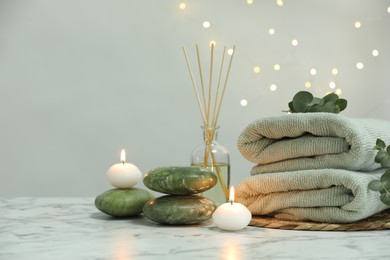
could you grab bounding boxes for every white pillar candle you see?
[106,149,142,188]
[212,186,252,231]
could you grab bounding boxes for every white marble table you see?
[1,197,390,260]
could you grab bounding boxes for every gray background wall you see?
[0,0,389,196]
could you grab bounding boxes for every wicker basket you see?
[250,209,390,231]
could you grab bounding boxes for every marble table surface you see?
[1,197,390,260]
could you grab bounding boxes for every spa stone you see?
[95,188,154,217]
[143,166,217,195]
[143,195,217,225]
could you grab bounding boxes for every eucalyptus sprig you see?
[368,139,390,206]
[287,91,347,114]
[373,139,390,167]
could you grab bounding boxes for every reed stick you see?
[182,47,207,125]
[207,43,214,127]
[196,45,208,122]
[211,46,227,130]
[211,153,229,199]
[210,46,234,200]
[210,46,234,157]
[213,45,235,129]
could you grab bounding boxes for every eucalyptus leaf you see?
[317,97,325,106]
[293,91,313,103]
[307,104,321,112]
[380,192,390,206]
[323,93,339,103]
[375,150,388,163]
[333,106,341,114]
[292,102,307,113]
[308,97,322,106]
[292,91,313,112]
[368,180,383,191]
[375,139,386,150]
[381,170,390,185]
[288,101,294,112]
[335,99,347,112]
[322,101,336,113]
[380,160,390,168]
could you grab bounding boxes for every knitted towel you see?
[237,113,390,174]
[235,168,390,223]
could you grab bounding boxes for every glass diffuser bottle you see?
[191,125,230,205]
[183,44,235,205]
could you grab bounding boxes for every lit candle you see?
[106,149,142,188]
[212,186,252,231]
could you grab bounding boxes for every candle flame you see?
[120,149,126,164]
[229,186,234,204]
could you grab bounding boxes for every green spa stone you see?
[95,188,154,217]
[143,166,217,195]
[143,195,217,225]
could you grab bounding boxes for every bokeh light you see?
[329,81,336,89]
[291,39,298,46]
[202,21,211,28]
[356,62,364,69]
[354,21,362,28]
[179,3,186,10]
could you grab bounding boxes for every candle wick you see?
[230,200,233,205]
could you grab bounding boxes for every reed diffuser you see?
[183,44,235,204]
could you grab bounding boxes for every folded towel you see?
[237,113,390,174]
[235,168,389,223]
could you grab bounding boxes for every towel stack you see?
[235,113,390,223]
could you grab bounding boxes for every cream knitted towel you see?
[237,113,390,174]
[235,168,390,223]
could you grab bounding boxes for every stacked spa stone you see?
[143,166,218,225]
[95,173,154,218]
